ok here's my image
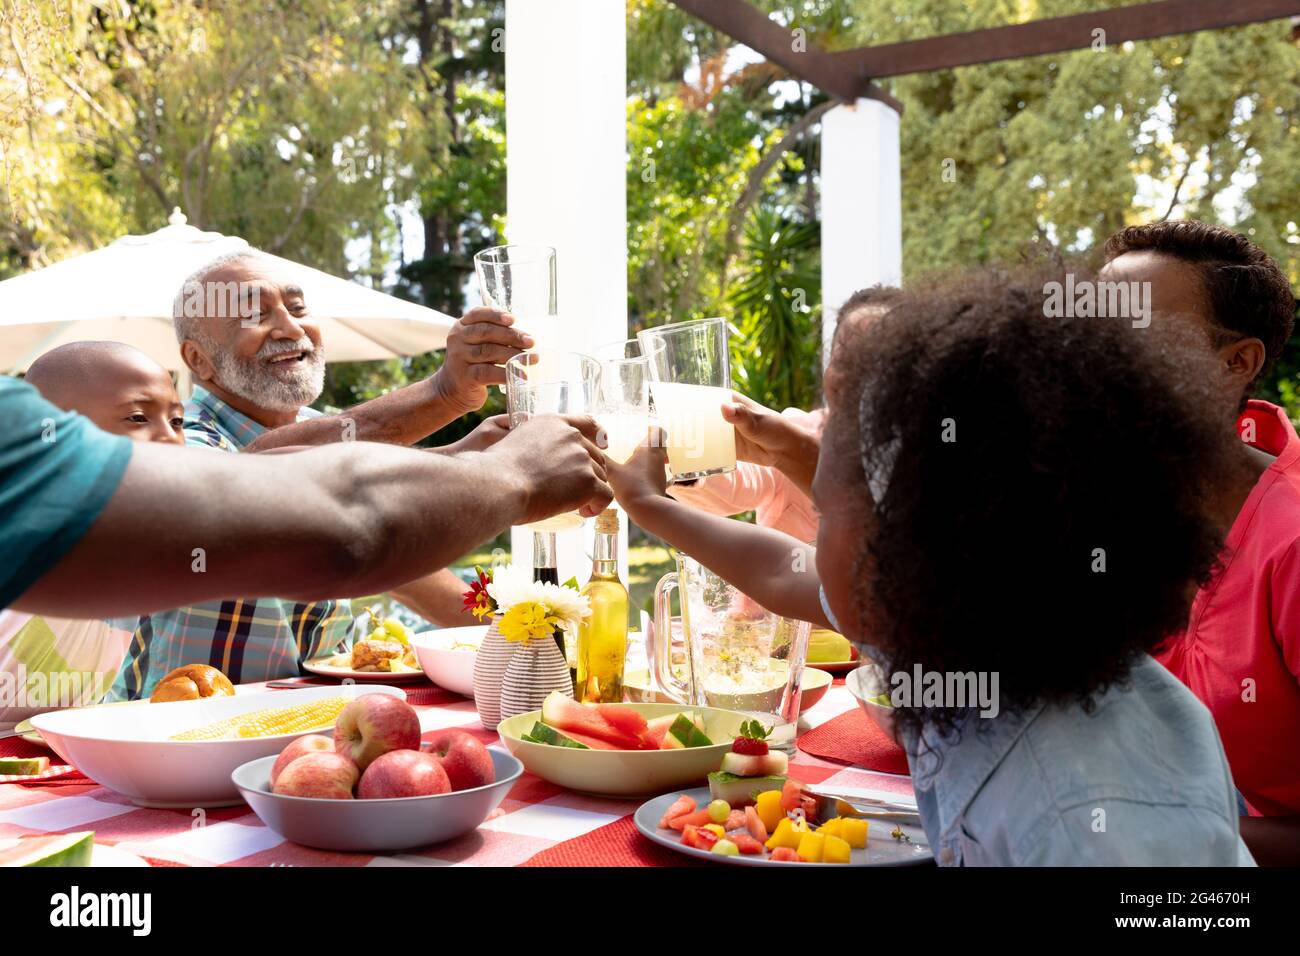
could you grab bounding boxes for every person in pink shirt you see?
[668,287,899,542]
[1102,220,1300,865]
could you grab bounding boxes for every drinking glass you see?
[650,553,810,744]
[593,338,661,465]
[505,350,602,532]
[636,317,736,481]
[473,244,558,351]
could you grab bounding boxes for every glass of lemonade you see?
[505,350,602,531]
[636,317,736,481]
[473,244,558,351]
[593,338,661,465]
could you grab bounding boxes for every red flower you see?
[462,566,494,620]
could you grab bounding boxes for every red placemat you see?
[520,814,706,867]
[0,734,87,785]
[796,708,909,775]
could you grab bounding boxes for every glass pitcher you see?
[650,554,811,742]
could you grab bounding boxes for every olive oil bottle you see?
[576,509,629,703]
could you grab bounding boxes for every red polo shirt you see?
[1158,400,1300,815]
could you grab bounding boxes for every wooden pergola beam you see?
[674,0,1300,101]
[831,0,1300,84]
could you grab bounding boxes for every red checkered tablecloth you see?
[0,678,913,867]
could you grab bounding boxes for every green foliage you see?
[728,207,821,411]
[6,0,1298,421]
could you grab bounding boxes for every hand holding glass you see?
[505,350,602,531]
[637,316,736,481]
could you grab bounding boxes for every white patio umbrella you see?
[0,209,455,376]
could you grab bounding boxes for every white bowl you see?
[845,662,896,739]
[233,748,523,852]
[410,625,486,698]
[30,684,405,808]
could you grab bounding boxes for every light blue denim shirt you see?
[819,586,1254,866]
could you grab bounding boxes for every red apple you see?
[334,694,421,771]
[272,751,358,799]
[270,734,334,786]
[357,749,450,799]
[426,729,496,791]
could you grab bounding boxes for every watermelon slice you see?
[780,778,806,812]
[659,713,713,749]
[728,832,765,855]
[642,714,676,749]
[658,794,697,828]
[770,847,802,862]
[521,722,589,749]
[667,809,713,832]
[540,692,647,749]
[590,702,649,739]
[0,756,49,775]
[0,831,94,867]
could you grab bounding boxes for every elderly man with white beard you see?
[108,250,528,698]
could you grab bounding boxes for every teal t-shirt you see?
[0,376,133,608]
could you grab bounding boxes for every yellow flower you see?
[499,601,561,645]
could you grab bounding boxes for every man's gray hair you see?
[172,249,266,345]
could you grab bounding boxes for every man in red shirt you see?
[1102,221,1299,864]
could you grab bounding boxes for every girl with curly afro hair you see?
[610,264,1255,865]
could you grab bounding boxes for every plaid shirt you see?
[108,386,353,700]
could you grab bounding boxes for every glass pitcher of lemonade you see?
[649,554,811,744]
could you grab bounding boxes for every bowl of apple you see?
[232,694,522,852]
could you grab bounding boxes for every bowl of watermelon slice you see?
[496,692,757,797]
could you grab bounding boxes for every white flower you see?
[485,563,532,610]
[536,582,591,630]
[485,564,590,631]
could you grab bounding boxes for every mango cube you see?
[764,817,806,851]
[816,818,843,838]
[823,834,852,864]
[796,831,825,863]
[839,818,868,849]
[755,790,784,832]
[702,824,726,840]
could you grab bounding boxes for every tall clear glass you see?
[505,350,602,531]
[593,338,661,465]
[473,244,558,351]
[636,317,736,481]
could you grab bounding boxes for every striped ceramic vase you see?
[499,632,574,724]
[472,615,516,730]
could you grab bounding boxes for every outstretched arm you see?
[608,439,829,627]
[16,415,610,618]
[243,309,529,452]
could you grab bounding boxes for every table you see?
[0,678,913,866]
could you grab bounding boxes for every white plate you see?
[301,657,426,682]
[409,625,486,698]
[30,684,405,808]
[635,787,932,866]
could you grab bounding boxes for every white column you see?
[505,0,628,586]
[820,98,902,367]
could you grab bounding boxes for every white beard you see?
[210,339,326,413]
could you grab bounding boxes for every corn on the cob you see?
[170,697,348,741]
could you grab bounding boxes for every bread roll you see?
[150,664,235,703]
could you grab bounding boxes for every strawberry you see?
[731,736,769,756]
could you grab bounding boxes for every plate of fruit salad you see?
[634,721,931,866]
